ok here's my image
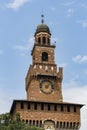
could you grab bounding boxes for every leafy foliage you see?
[0,113,44,130]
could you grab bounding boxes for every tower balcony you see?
[33,63,57,75]
[25,63,63,91]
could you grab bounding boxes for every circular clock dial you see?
[40,80,54,94]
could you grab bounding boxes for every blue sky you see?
[0,0,87,129]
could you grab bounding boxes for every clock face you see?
[40,80,54,94]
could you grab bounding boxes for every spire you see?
[41,14,44,24]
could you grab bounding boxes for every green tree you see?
[0,113,44,130]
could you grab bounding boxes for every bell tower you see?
[26,15,63,102]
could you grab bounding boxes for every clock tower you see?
[26,15,63,103]
[10,16,83,130]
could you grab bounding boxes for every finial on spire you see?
[41,14,44,23]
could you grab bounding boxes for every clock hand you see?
[45,84,51,89]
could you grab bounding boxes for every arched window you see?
[60,122,62,128]
[38,37,41,44]
[42,52,48,61]
[40,120,42,127]
[47,38,50,45]
[56,121,59,128]
[70,122,72,129]
[26,120,28,124]
[29,120,32,126]
[36,120,39,127]
[42,37,46,44]
[33,120,35,125]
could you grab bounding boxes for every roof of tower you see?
[34,15,51,36]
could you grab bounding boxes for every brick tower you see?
[10,16,83,130]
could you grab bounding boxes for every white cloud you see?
[72,55,87,63]
[67,8,74,17]
[81,3,87,9]
[77,20,87,28]
[63,81,87,103]
[0,50,3,55]
[14,36,34,56]
[51,7,56,11]
[0,87,11,113]
[58,63,67,68]
[0,85,25,114]
[83,69,87,75]
[6,0,31,10]
[82,20,87,28]
[63,80,87,130]
[61,1,75,6]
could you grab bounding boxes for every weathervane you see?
[41,14,44,23]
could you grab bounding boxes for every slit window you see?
[54,104,57,111]
[34,103,37,110]
[28,102,30,109]
[61,105,64,112]
[21,102,24,109]
[74,105,76,112]
[48,104,50,111]
[67,105,70,112]
[41,104,44,110]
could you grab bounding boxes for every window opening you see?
[42,37,46,44]
[48,104,50,111]
[38,37,41,44]
[61,105,64,112]
[54,104,57,111]
[21,102,24,109]
[42,52,48,61]
[74,105,76,112]
[67,105,70,112]
[41,104,44,110]
[34,103,37,110]
[28,102,30,109]
[48,38,50,44]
